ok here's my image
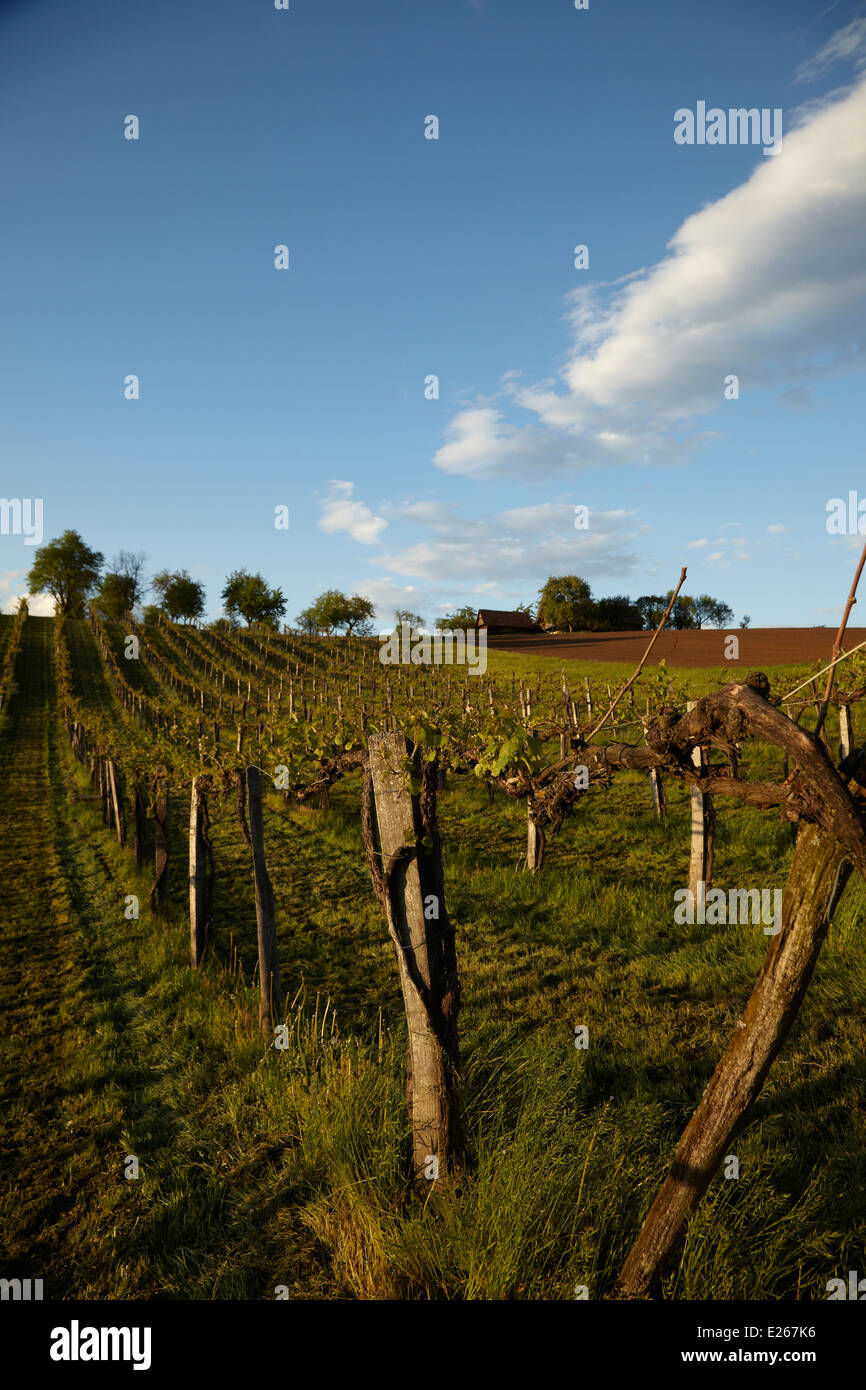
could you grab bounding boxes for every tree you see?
[152,569,206,623]
[437,604,478,632]
[665,592,698,630]
[693,594,735,629]
[536,576,594,632]
[94,571,137,620]
[395,609,425,633]
[221,570,287,627]
[741,614,752,630]
[296,590,374,636]
[589,595,643,631]
[295,604,319,635]
[93,550,147,619]
[342,594,376,636]
[27,530,103,617]
[634,595,668,630]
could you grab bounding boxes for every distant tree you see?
[589,595,643,631]
[92,551,147,620]
[740,614,752,630]
[536,576,594,632]
[342,594,376,636]
[142,604,162,626]
[297,590,375,636]
[634,595,668,630]
[94,572,137,620]
[693,594,735,629]
[152,569,206,623]
[395,609,425,632]
[437,604,478,631]
[295,604,319,635]
[221,570,286,627]
[27,530,103,617]
[666,592,698,630]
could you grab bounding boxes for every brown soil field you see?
[486,627,866,668]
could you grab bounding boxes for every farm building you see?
[475,608,542,635]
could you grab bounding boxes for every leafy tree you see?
[666,593,698,629]
[295,604,319,635]
[437,604,478,631]
[221,570,286,627]
[536,576,594,632]
[693,594,735,629]
[27,530,103,617]
[588,595,643,631]
[152,569,206,623]
[94,571,137,620]
[296,589,375,636]
[634,595,668,630]
[395,609,425,632]
[342,594,376,635]
[740,614,752,630]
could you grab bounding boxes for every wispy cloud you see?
[318,480,387,544]
[433,70,866,479]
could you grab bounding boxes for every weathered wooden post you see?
[188,777,209,967]
[612,821,851,1299]
[686,699,714,898]
[151,778,170,912]
[367,732,463,1190]
[839,702,853,761]
[649,767,666,821]
[246,766,281,1036]
[526,799,545,872]
[133,786,145,869]
[107,759,125,845]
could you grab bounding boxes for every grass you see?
[1,617,864,1299]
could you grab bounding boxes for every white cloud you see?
[687,538,708,548]
[433,71,866,478]
[796,16,866,82]
[767,524,790,533]
[387,500,458,530]
[318,480,387,545]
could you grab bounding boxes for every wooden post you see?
[152,780,170,912]
[189,777,209,967]
[687,700,714,899]
[613,822,852,1299]
[367,732,463,1190]
[839,703,853,762]
[526,800,545,872]
[246,766,281,1036]
[133,786,145,870]
[649,767,666,821]
[107,759,125,845]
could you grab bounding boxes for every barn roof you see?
[476,609,539,630]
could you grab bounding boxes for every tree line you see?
[21,532,747,635]
[22,529,379,632]
[533,575,747,632]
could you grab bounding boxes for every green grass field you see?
[1,615,864,1300]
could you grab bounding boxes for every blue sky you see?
[1,0,865,627]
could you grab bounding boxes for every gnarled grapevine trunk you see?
[367,733,463,1192]
[612,821,852,1299]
